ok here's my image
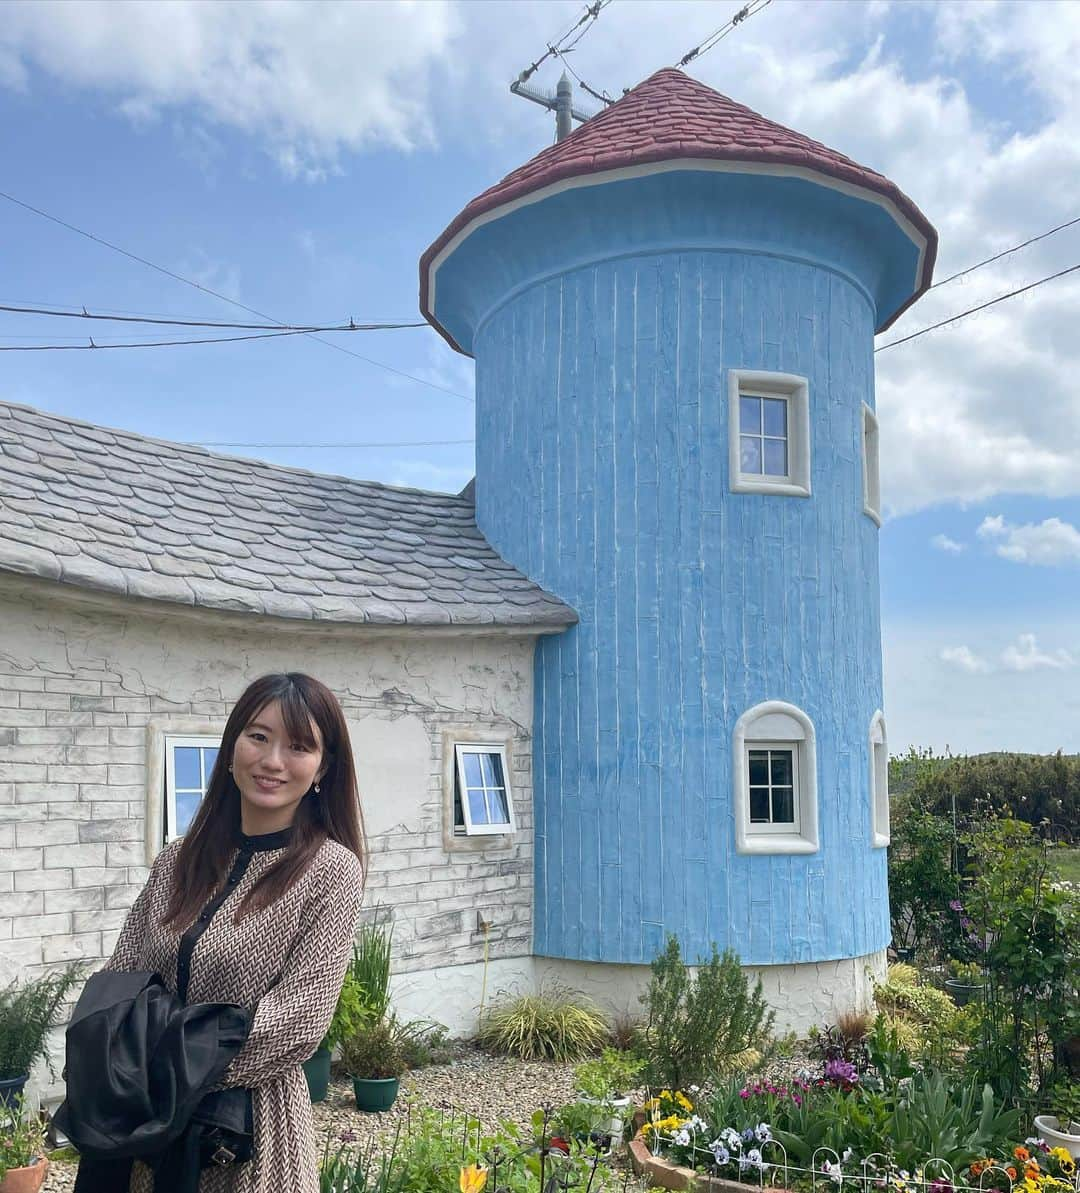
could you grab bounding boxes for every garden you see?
[3,754,1078,1193]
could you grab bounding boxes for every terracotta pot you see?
[0,1156,49,1193]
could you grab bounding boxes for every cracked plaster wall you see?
[0,578,538,1099]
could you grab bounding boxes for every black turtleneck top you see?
[175,827,293,1002]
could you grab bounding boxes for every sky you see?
[1,0,1079,756]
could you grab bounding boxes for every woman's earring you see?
[314,783,321,794]
[227,765,233,773]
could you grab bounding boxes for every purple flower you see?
[738,1088,751,1099]
[824,1058,859,1085]
[949,900,963,912]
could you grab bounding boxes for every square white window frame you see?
[745,743,801,836]
[145,718,224,863]
[862,403,882,526]
[164,734,221,843]
[454,743,515,836]
[734,701,820,855]
[728,370,811,498]
[870,710,890,847]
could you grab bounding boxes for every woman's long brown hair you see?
[163,673,367,929]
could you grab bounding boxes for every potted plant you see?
[1035,1083,1080,1160]
[340,1015,407,1113]
[573,1047,645,1146]
[944,959,984,1006]
[552,1099,612,1153]
[0,1097,49,1193]
[0,966,81,1109]
[303,970,367,1103]
[303,918,394,1103]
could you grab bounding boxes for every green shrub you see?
[572,1047,645,1099]
[637,934,774,1088]
[476,983,609,1061]
[339,1015,407,1080]
[395,1020,454,1070]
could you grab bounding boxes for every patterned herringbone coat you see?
[101,829,363,1193]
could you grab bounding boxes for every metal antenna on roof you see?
[510,71,593,140]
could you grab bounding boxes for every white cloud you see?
[0,0,458,176]
[940,644,989,672]
[931,533,965,553]
[976,514,1080,565]
[1000,632,1074,671]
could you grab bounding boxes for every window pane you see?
[176,791,202,836]
[769,751,793,787]
[467,788,490,825]
[174,746,202,790]
[763,437,788,477]
[478,752,498,787]
[486,787,511,826]
[740,435,762,474]
[739,395,761,433]
[462,752,483,787]
[748,752,770,786]
[772,786,795,825]
[749,788,770,823]
[486,752,506,789]
[201,747,219,783]
[763,398,787,437]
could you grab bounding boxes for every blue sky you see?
[2,0,1079,755]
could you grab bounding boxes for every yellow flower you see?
[459,1164,487,1193]
[675,1092,693,1111]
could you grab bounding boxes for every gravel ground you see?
[42,1041,817,1192]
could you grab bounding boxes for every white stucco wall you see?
[0,575,541,1099]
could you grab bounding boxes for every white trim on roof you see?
[425,157,930,351]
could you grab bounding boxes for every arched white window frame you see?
[862,403,881,526]
[733,701,819,854]
[869,709,890,847]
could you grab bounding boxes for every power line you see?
[0,329,342,352]
[675,0,774,68]
[0,188,473,403]
[190,438,475,449]
[930,214,1080,290]
[875,262,1080,353]
[516,0,612,86]
[0,301,426,332]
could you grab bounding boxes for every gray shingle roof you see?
[0,401,576,630]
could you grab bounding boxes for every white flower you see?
[755,1122,772,1143]
[843,1148,853,1163]
[720,1127,742,1150]
[687,1115,709,1133]
[823,1160,844,1185]
[689,1084,701,1094]
[672,1128,691,1147]
[711,1142,731,1166]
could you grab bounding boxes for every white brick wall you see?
[0,579,540,1063]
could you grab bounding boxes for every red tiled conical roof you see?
[421,67,936,342]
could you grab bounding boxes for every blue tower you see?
[421,70,936,1004]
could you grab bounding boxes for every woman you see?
[101,673,367,1193]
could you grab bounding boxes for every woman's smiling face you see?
[231,698,325,834]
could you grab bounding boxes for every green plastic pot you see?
[302,1047,331,1103]
[352,1076,399,1113]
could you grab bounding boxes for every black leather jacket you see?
[54,970,253,1193]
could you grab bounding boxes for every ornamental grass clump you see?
[637,934,774,1088]
[0,963,82,1082]
[476,982,609,1061]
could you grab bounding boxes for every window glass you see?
[165,738,220,841]
[463,752,484,787]
[740,395,761,432]
[772,785,795,824]
[763,438,787,477]
[174,746,203,790]
[762,398,787,437]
